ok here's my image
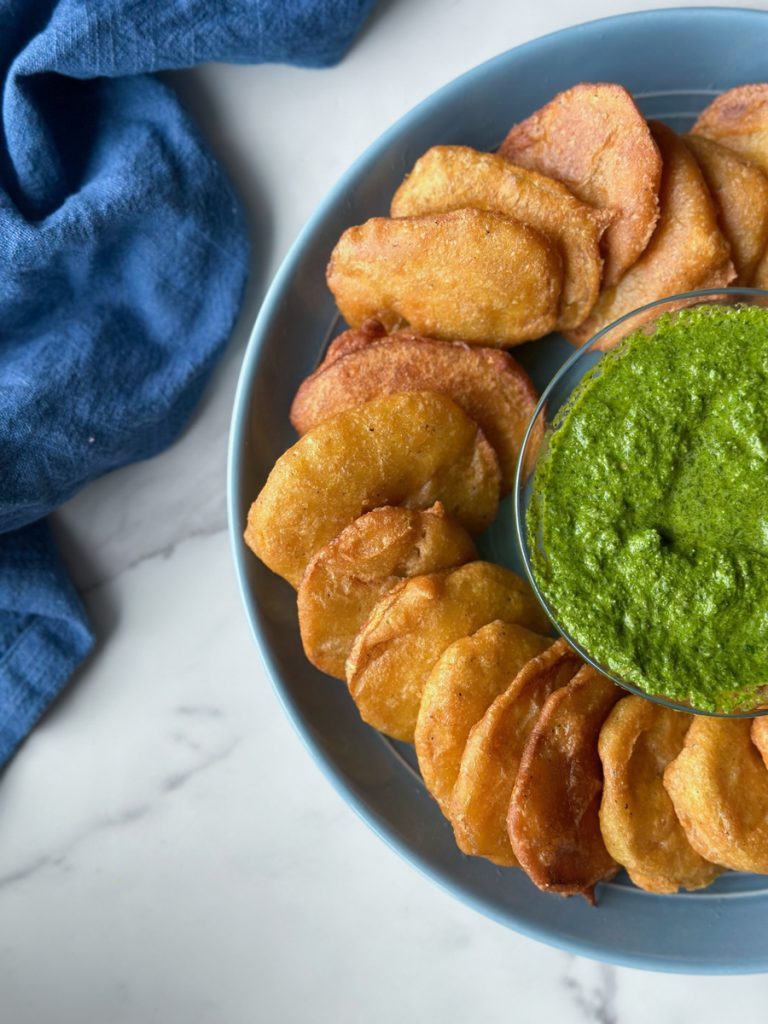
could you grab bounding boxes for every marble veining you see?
[0,727,240,892]
[77,522,230,595]
[564,961,619,1024]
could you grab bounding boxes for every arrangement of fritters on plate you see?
[245,82,768,902]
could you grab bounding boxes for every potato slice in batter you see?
[346,561,549,742]
[450,639,582,866]
[297,504,476,679]
[664,718,768,874]
[290,324,541,492]
[568,122,735,347]
[507,666,622,900]
[693,85,768,290]
[326,208,563,347]
[693,84,768,175]
[390,145,607,330]
[245,392,500,587]
[752,716,768,769]
[598,697,721,893]
[414,621,551,815]
[498,83,661,286]
[684,134,768,284]
[753,250,768,290]
[319,320,385,365]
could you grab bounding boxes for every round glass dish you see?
[515,287,768,718]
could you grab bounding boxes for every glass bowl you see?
[515,288,768,718]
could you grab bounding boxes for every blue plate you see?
[228,8,768,974]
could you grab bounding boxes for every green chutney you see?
[528,303,768,713]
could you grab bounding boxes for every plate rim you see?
[227,5,768,975]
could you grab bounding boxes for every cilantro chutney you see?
[528,303,768,713]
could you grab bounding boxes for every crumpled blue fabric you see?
[0,0,376,766]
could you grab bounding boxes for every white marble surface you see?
[5,1,768,1020]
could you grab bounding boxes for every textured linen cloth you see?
[0,0,375,766]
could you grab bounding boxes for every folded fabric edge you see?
[272,0,380,69]
[0,609,94,768]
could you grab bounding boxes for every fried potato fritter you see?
[297,504,476,679]
[664,718,768,874]
[507,666,623,900]
[684,134,768,284]
[753,250,768,290]
[498,83,661,286]
[450,639,583,866]
[751,716,768,769]
[290,323,541,492]
[414,621,551,815]
[320,322,380,364]
[693,84,768,289]
[345,561,549,742]
[568,122,735,347]
[326,208,563,347]
[598,698,721,893]
[693,84,768,175]
[245,392,500,587]
[390,145,607,330]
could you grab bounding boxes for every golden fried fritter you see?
[415,621,551,815]
[665,718,768,874]
[568,122,735,347]
[297,504,476,678]
[598,698,720,893]
[326,208,563,347]
[450,639,582,866]
[693,84,768,175]
[499,83,661,285]
[391,145,606,330]
[684,134,768,284]
[291,324,541,492]
[245,392,499,587]
[346,561,549,742]
[508,666,623,900]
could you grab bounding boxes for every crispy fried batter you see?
[598,698,721,894]
[321,320,386,365]
[245,392,500,587]
[507,666,622,899]
[415,622,551,816]
[449,639,582,866]
[290,326,541,492]
[498,83,661,286]
[693,85,768,290]
[664,718,768,874]
[752,716,768,769]
[753,251,768,290]
[346,561,549,742]
[568,122,735,347]
[390,145,607,330]
[297,504,476,679]
[326,208,563,347]
[693,84,768,176]
[684,134,768,284]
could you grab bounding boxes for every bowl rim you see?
[514,286,768,719]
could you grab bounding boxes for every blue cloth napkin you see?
[0,0,376,767]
